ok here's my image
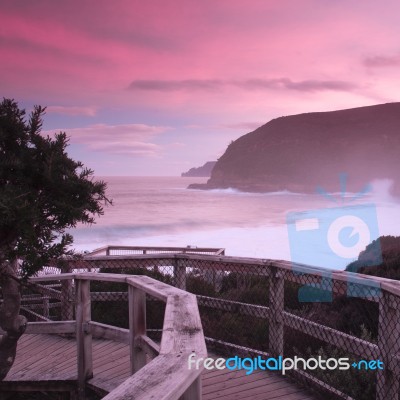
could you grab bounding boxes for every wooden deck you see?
[1,333,318,399]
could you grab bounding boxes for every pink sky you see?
[1,0,400,175]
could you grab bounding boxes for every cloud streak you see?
[128,78,357,93]
[43,123,168,157]
[47,105,97,117]
[364,54,400,67]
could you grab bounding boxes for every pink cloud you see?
[364,54,400,67]
[43,123,168,157]
[47,106,97,117]
[1,0,400,139]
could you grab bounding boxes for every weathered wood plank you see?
[89,321,129,343]
[75,272,128,283]
[160,293,207,357]
[269,267,284,356]
[102,354,203,400]
[75,279,93,398]
[25,321,76,335]
[29,273,76,282]
[136,334,160,359]
[129,286,146,374]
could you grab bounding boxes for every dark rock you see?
[182,161,216,177]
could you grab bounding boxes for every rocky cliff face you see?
[189,103,400,193]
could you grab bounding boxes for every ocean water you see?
[69,176,400,267]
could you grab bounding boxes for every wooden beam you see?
[129,286,146,374]
[29,273,76,282]
[75,279,93,399]
[88,321,129,343]
[127,276,187,302]
[136,334,160,359]
[102,354,203,400]
[269,267,284,357]
[174,259,186,290]
[26,321,76,335]
[160,293,206,357]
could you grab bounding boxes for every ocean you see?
[69,176,400,269]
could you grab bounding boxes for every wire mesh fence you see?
[16,253,400,400]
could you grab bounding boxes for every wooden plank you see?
[83,254,176,262]
[29,273,76,282]
[174,259,186,290]
[19,340,77,381]
[6,335,64,378]
[6,335,77,381]
[136,334,160,359]
[102,354,203,400]
[75,272,128,283]
[92,342,128,370]
[129,286,146,374]
[25,321,76,335]
[127,276,177,301]
[89,321,129,343]
[269,267,284,356]
[160,293,207,357]
[202,370,284,395]
[382,281,400,297]
[75,279,93,398]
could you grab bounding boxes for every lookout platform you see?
[2,333,316,400]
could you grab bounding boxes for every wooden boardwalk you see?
[1,334,318,399]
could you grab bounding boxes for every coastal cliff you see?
[181,161,216,177]
[189,103,400,193]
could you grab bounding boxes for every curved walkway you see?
[1,334,318,400]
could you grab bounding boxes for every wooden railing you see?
[87,245,225,257]
[20,252,400,399]
[26,272,207,400]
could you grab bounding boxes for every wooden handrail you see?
[27,251,400,399]
[27,272,207,400]
[86,245,225,257]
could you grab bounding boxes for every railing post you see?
[376,290,400,400]
[269,266,284,357]
[180,377,202,400]
[76,279,93,399]
[174,259,186,290]
[129,286,147,374]
[42,295,49,319]
[61,264,74,320]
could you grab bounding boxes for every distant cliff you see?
[181,161,216,177]
[189,103,400,194]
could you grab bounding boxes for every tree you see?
[0,98,111,379]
